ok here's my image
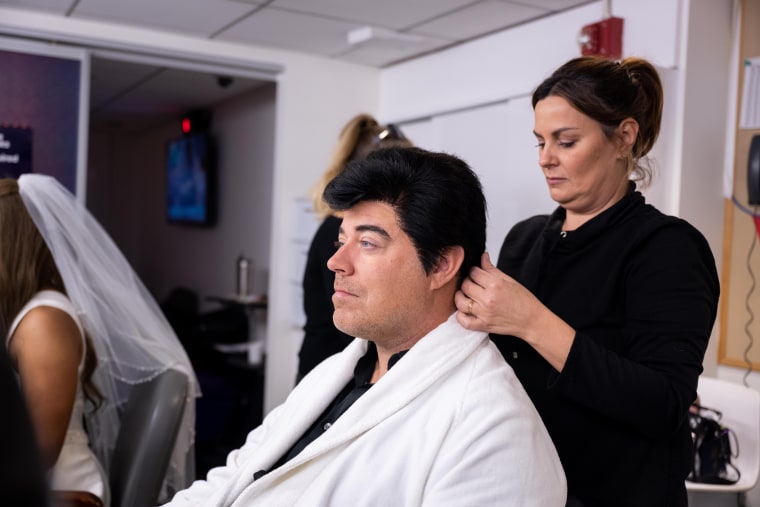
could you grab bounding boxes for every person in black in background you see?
[0,340,49,506]
[297,113,412,381]
[455,55,720,507]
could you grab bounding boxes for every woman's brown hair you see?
[0,178,102,407]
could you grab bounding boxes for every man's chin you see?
[333,322,355,337]
[333,314,360,338]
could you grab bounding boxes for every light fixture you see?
[347,26,425,47]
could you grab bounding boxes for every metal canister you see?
[236,255,251,296]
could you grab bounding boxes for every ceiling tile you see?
[90,62,267,129]
[90,58,163,109]
[338,34,454,67]
[411,1,548,40]
[217,6,374,56]
[267,0,479,30]
[0,0,75,15]
[72,0,257,37]
[498,0,594,12]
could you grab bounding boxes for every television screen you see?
[166,132,216,225]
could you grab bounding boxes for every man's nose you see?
[327,244,350,274]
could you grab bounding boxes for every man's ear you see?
[430,246,464,290]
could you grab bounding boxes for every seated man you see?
[165,146,566,506]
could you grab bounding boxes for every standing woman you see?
[456,56,719,507]
[297,113,411,380]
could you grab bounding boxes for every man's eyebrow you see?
[355,224,391,239]
[337,224,392,239]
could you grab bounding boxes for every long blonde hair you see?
[310,113,413,218]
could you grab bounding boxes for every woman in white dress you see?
[1,178,108,505]
[0,175,199,506]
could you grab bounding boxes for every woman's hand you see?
[455,252,576,372]
[455,252,540,336]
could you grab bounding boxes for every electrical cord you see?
[732,195,758,387]
[743,223,756,388]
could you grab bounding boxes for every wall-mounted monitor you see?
[165,131,216,226]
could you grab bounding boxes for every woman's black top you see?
[493,186,720,507]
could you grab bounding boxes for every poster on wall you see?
[0,124,32,178]
[0,39,86,196]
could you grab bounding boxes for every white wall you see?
[673,0,735,380]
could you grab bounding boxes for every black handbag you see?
[687,404,741,485]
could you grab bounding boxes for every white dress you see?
[8,290,109,505]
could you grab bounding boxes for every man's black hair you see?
[323,146,486,282]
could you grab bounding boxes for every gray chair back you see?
[109,369,189,507]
